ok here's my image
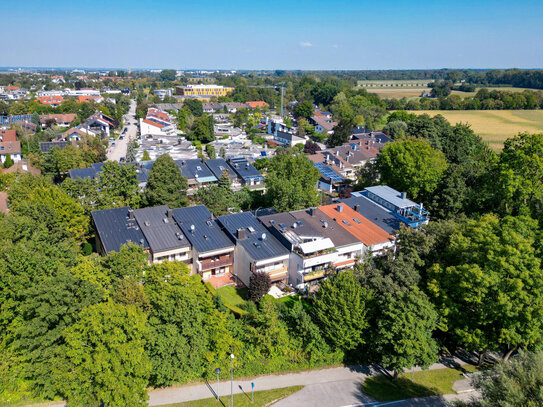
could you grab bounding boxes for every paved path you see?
[43,356,475,407]
[106,99,137,162]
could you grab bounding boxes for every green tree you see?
[264,151,320,212]
[497,133,543,222]
[3,154,14,168]
[327,119,352,147]
[312,271,372,352]
[12,272,104,399]
[427,215,543,361]
[249,272,271,302]
[383,120,407,139]
[205,143,216,159]
[144,154,188,208]
[293,100,313,119]
[97,161,141,208]
[465,351,543,407]
[190,115,215,143]
[376,138,448,201]
[184,99,204,117]
[159,69,176,82]
[142,150,151,161]
[62,302,150,407]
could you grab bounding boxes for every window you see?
[342,220,351,226]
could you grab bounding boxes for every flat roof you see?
[217,212,289,261]
[91,206,148,254]
[172,205,234,255]
[364,185,418,208]
[133,206,189,253]
[339,196,402,234]
[318,203,393,246]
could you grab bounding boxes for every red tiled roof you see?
[143,119,165,128]
[6,86,19,91]
[41,113,76,124]
[318,203,393,246]
[0,141,22,156]
[37,95,64,105]
[246,101,269,108]
[78,95,102,103]
[0,129,17,142]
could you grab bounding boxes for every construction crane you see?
[246,83,286,117]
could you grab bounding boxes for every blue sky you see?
[1,0,542,69]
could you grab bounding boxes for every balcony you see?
[197,255,233,272]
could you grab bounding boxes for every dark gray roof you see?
[217,212,289,261]
[91,162,105,171]
[173,205,234,254]
[228,157,264,181]
[289,208,360,248]
[205,158,238,180]
[339,196,402,234]
[175,159,217,182]
[259,211,326,251]
[69,167,97,179]
[133,205,189,253]
[91,206,148,254]
[40,141,71,153]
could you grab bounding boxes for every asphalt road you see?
[106,99,137,162]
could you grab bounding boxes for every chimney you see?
[337,204,343,213]
[167,208,173,219]
[128,209,134,219]
[401,192,407,199]
[237,228,246,239]
[309,207,315,216]
[354,204,360,212]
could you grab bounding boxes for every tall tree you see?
[312,271,372,353]
[62,302,150,407]
[264,151,320,212]
[376,138,448,202]
[144,154,188,208]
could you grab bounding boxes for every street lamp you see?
[230,354,235,407]
[214,368,221,401]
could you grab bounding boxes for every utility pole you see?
[230,354,235,407]
[280,82,285,118]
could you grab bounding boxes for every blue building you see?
[351,185,429,228]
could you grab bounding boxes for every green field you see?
[407,110,543,150]
[362,365,478,402]
[160,386,303,407]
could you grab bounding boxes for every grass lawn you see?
[274,294,313,312]
[407,110,543,150]
[216,286,249,307]
[159,385,303,407]
[362,365,478,402]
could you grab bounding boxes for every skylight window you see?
[342,220,351,226]
[353,218,361,224]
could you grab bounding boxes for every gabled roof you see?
[0,129,17,142]
[173,205,234,255]
[218,212,289,261]
[318,203,393,246]
[246,101,269,109]
[92,206,148,254]
[227,157,263,181]
[205,158,238,180]
[69,167,97,179]
[143,118,166,128]
[41,113,77,124]
[40,141,72,153]
[0,141,21,155]
[133,205,190,253]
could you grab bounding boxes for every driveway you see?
[106,99,137,162]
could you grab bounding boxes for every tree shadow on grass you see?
[362,375,439,402]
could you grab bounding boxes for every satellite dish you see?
[261,233,266,240]
[190,224,195,231]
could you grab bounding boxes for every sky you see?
[1,0,542,70]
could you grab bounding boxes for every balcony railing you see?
[198,256,233,272]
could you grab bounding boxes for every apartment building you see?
[217,212,290,287]
[173,205,235,282]
[175,84,234,98]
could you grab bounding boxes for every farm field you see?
[407,110,543,150]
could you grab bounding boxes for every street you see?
[106,98,138,162]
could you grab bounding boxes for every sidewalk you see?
[42,355,471,407]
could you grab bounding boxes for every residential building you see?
[175,84,234,98]
[92,206,149,256]
[173,206,235,284]
[338,195,402,234]
[37,95,64,107]
[40,113,77,128]
[351,130,393,151]
[140,108,177,137]
[82,112,117,138]
[309,115,337,134]
[176,159,218,192]
[221,102,246,113]
[154,89,173,99]
[40,141,73,153]
[353,185,429,228]
[227,157,264,190]
[0,129,21,164]
[133,206,192,264]
[319,203,395,256]
[246,101,269,109]
[259,207,363,287]
[218,212,290,287]
[205,158,242,189]
[1,159,40,176]
[78,95,104,103]
[0,129,17,142]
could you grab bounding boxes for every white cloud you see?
[332,44,339,49]
[299,41,313,47]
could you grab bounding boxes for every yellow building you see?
[176,84,234,98]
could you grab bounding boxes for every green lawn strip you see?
[159,385,303,407]
[274,295,313,312]
[362,365,478,402]
[216,286,249,307]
